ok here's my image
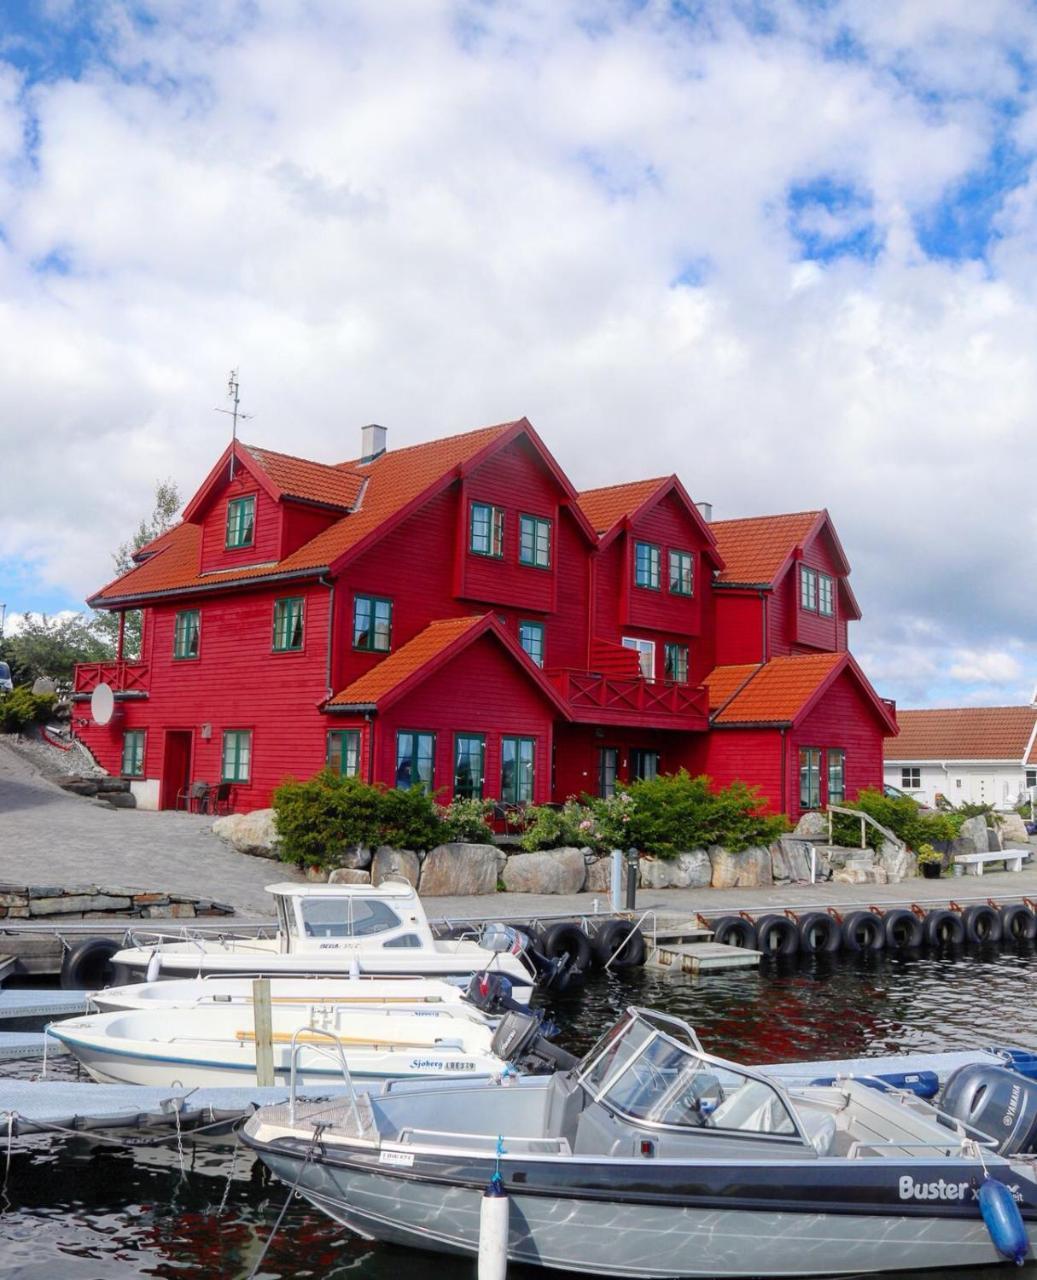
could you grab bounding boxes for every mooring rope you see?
[245,1124,327,1280]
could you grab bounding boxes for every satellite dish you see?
[32,676,56,696]
[90,682,115,726]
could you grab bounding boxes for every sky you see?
[0,0,1035,710]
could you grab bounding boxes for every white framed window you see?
[1026,769,1036,789]
[901,767,920,789]
[818,572,834,617]
[622,636,655,680]
[800,565,818,612]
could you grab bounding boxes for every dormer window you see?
[818,572,834,617]
[226,495,255,549]
[519,515,551,568]
[634,541,661,589]
[470,502,504,558]
[800,565,818,612]
[353,595,392,652]
[669,550,694,596]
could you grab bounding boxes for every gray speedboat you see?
[241,1007,1037,1276]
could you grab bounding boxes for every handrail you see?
[604,909,657,972]
[827,805,905,852]
[287,1023,363,1131]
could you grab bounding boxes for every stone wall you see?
[0,883,234,920]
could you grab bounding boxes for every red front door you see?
[161,731,193,810]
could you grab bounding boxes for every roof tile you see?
[887,707,1037,762]
[707,652,845,723]
[575,478,668,534]
[711,511,821,585]
[245,445,364,509]
[329,616,484,707]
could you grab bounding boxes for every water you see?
[1,946,1036,1279]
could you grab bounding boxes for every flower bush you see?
[438,797,494,842]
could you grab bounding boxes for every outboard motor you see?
[490,1010,579,1075]
[480,923,525,955]
[941,1064,1037,1156]
[466,971,527,1016]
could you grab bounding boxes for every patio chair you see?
[208,781,233,815]
[177,781,211,813]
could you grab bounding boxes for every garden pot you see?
[921,862,941,879]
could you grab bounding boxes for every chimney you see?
[360,423,387,463]
[695,500,713,523]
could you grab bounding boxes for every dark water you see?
[2,945,1037,1279]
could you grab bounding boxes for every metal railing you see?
[827,805,905,852]
[287,1024,363,1131]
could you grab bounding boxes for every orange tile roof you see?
[575,478,668,534]
[886,707,1037,762]
[329,616,484,707]
[708,652,845,724]
[703,663,760,711]
[245,444,364,509]
[711,511,821,585]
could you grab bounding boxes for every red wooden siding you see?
[281,502,340,561]
[788,669,886,818]
[693,728,787,815]
[198,467,283,576]
[553,723,702,801]
[622,491,705,635]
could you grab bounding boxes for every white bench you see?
[952,849,1031,876]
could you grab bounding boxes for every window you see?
[599,747,618,799]
[630,749,659,782]
[121,730,145,777]
[634,541,661,589]
[453,734,485,800]
[301,898,401,939]
[396,731,435,790]
[327,730,360,777]
[272,597,304,652]
[818,572,834,618]
[501,736,535,804]
[663,642,688,683]
[622,636,655,680]
[519,514,552,568]
[799,747,820,810]
[173,609,200,660]
[1027,769,1037,790]
[353,595,392,651]
[469,502,504,557]
[800,565,818,612]
[225,495,255,549]
[669,550,694,596]
[222,730,252,783]
[902,767,921,790]
[519,620,545,667]
[827,749,845,805]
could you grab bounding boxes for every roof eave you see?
[89,564,328,609]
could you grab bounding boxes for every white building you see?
[884,705,1037,811]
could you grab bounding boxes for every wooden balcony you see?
[72,661,150,696]
[546,668,709,729]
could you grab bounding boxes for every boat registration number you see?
[380,1150,415,1168]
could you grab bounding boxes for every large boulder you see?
[419,843,499,896]
[958,814,989,855]
[370,847,420,889]
[501,848,586,895]
[640,851,711,889]
[708,846,773,889]
[328,868,371,885]
[792,811,829,840]
[771,838,814,883]
[988,826,1003,852]
[584,856,613,894]
[1000,812,1031,845]
[877,839,915,883]
[335,844,372,870]
[212,809,281,859]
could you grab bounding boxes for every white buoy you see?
[478,1176,509,1280]
[145,951,161,984]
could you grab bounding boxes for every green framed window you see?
[827,749,845,806]
[799,747,821,810]
[222,730,252,783]
[800,565,818,612]
[353,595,392,651]
[501,736,535,804]
[663,642,688,683]
[173,609,200,660]
[225,495,255,549]
[519,514,551,568]
[453,734,485,800]
[121,729,145,778]
[519,620,545,668]
[669,549,694,596]
[634,541,661,589]
[273,597,304,652]
[469,502,504,557]
[630,748,660,781]
[327,730,360,777]
[395,731,435,790]
[818,572,834,617]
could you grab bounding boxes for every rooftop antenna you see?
[215,369,252,480]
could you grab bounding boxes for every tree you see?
[91,478,181,659]
[0,613,112,687]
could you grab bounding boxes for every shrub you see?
[624,770,788,858]
[272,771,383,867]
[835,788,964,852]
[378,785,446,851]
[438,797,494,842]
[0,687,57,734]
[519,799,599,852]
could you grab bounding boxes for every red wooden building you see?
[73,420,896,820]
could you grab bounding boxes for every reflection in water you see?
[0,946,1035,1278]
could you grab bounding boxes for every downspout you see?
[319,575,335,702]
[366,713,376,784]
[780,726,788,816]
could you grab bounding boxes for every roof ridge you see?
[244,442,358,472]
[336,420,519,468]
[577,476,669,497]
[710,509,822,527]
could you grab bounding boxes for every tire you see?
[924,909,965,948]
[840,910,885,953]
[592,921,646,969]
[796,911,841,954]
[60,937,120,990]
[881,908,924,950]
[709,916,758,950]
[961,904,1003,945]
[538,922,593,974]
[754,914,799,957]
[1000,903,1037,942]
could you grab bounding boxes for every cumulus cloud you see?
[0,0,1035,708]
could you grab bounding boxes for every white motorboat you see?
[107,882,535,1001]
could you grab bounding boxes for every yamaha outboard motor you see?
[491,1010,579,1075]
[941,1064,1037,1156]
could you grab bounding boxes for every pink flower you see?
[579,819,593,830]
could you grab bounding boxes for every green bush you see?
[624,770,788,857]
[0,687,57,734]
[272,771,384,867]
[378,786,445,851]
[835,788,964,852]
[438,797,494,842]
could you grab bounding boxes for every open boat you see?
[242,1007,1037,1276]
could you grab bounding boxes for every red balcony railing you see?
[73,661,150,695]
[547,668,709,726]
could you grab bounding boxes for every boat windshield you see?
[578,1010,801,1139]
[299,898,403,939]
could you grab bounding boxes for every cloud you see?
[0,0,1035,710]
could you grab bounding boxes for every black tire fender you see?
[961,904,1003,944]
[796,911,841,954]
[592,920,646,969]
[881,908,924,950]
[538,922,593,973]
[754,914,799,957]
[924,908,965,948]
[1000,903,1037,942]
[840,910,885,952]
[60,937,120,991]
[709,916,758,950]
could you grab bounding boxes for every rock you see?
[584,856,613,894]
[29,894,132,915]
[501,848,586,895]
[640,851,711,889]
[57,777,100,796]
[988,826,1003,852]
[877,839,915,883]
[370,847,421,889]
[212,809,281,859]
[771,838,814,883]
[1000,812,1031,844]
[95,777,130,794]
[792,811,829,840]
[105,792,136,809]
[420,844,500,896]
[304,865,328,882]
[708,845,774,889]
[959,815,989,855]
[834,866,888,885]
[335,844,372,870]
[328,868,372,885]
